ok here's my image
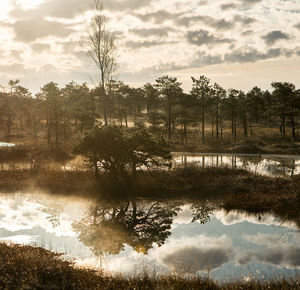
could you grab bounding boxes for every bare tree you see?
[85,0,116,126]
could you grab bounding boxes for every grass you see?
[0,143,73,163]
[0,165,297,197]
[171,137,300,155]
[0,243,299,290]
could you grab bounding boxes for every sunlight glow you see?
[16,0,44,10]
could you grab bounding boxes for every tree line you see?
[0,76,299,150]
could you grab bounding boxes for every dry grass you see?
[0,165,298,200]
[0,243,299,290]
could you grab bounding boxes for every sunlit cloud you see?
[0,0,299,91]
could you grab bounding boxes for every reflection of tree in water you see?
[37,207,61,228]
[191,204,214,224]
[235,156,298,176]
[72,201,179,256]
[264,158,296,176]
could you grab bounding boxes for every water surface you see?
[0,192,299,282]
[173,153,300,176]
[0,142,15,147]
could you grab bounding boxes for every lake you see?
[0,192,299,283]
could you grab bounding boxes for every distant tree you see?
[237,91,248,138]
[262,90,274,123]
[61,82,94,133]
[271,82,298,139]
[225,89,240,142]
[246,87,265,124]
[144,83,160,115]
[117,83,133,127]
[155,76,182,139]
[176,92,196,143]
[6,80,20,140]
[14,85,32,134]
[191,76,211,143]
[40,82,62,151]
[85,0,117,126]
[212,83,226,140]
[148,111,165,130]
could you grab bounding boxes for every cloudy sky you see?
[0,0,299,92]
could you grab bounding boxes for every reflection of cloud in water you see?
[238,247,300,268]
[173,205,193,225]
[162,246,232,273]
[239,233,300,268]
[242,233,300,247]
[155,234,232,274]
[0,193,90,237]
[215,209,298,230]
[0,235,37,244]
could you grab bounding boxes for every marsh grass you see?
[0,243,299,290]
[0,165,298,200]
[0,145,28,161]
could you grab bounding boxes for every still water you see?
[0,192,299,282]
[173,153,300,176]
[1,153,299,177]
[0,142,15,147]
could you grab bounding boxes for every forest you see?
[0,77,299,156]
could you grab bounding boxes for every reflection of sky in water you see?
[0,193,299,282]
[173,153,300,176]
[0,142,15,147]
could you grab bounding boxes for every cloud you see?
[11,0,151,20]
[241,0,263,5]
[294,22,300,30]
[124,40,176,49]
[224,48,282,63]
[12,19,74,42]
[262,30,290,46]
[162,246,232,273]
[129,27,174,38]
[241,30,253,36]
[187,30,233,46]
[175,15,235,31]
[134,10,183,24]
[220,3,237,10]
[233,15,256,25]
[0,63,29,75]
[31,43,51,53]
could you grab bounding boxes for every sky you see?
[0,0,299,93]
